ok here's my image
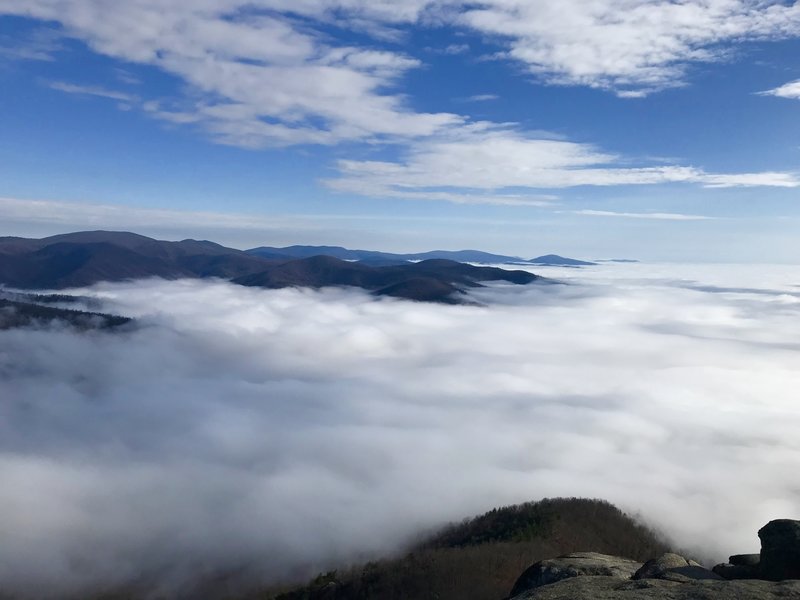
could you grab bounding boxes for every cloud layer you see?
[2,264,800,597]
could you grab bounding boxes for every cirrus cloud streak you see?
[325,125,799,203]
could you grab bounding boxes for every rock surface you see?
[712,562,760,580]
[509,519,800,599]
[510,575,800,599]
[508,552,642,597]
[633,553,723,582]
[760,520,800,581]
[731,554,762,567]
[713,553,762,580]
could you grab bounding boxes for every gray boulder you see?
[713,554,761,580]
[633,552,723,582]
[509,552,642,597]
[731,553,762,567]
[759,519,800,581]
[713,562,760,580]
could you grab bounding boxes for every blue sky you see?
[1,1,800,261]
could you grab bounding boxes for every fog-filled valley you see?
[6,1,800,597]
[2,263,799,597]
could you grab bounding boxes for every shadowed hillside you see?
[233,255,538,303]
[259,498,669,600]
[0,297,131,330]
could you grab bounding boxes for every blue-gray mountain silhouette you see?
[246,245,595,266]
[0,231,539,303]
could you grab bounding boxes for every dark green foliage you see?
[16,293,86,304]
[0,298,131,330]
[423,497,666,557]
[422,501,553,548]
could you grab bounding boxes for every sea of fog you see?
[1,262,800,596]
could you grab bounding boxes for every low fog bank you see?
[2,264,800,596]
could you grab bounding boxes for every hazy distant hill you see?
[246,245,595,266]
[246,244,403,262]
[528,254,597,266]
[0,232,539,303]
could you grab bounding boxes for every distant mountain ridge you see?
[527,254,596,266]
[0,231,272,288]
[246,245,596,266]
[0,231,540,303]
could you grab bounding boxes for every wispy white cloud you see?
[759,79,800,100]
[0,27,62,61]
[443,43,470,55]
[573,209,715,221]
[457,0,800,96]
[47,81,137,103]
[325,124,799,204]
[464,93,499,102]
[700,172,800,188]
[3,0,799,217]
[0,1,462,148]
[3,0,800,151]
[114,68,141,86]
[340,187,556,206]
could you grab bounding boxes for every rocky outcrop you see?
[712,553,762,580]
[731,553,762,567]
[508,552,641,597]
[510,575,800,599]
[509,519,800,600]
[712,561,760,580]
[632,553,723,582]
[760,520,800,581]
[711,519,800,582]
